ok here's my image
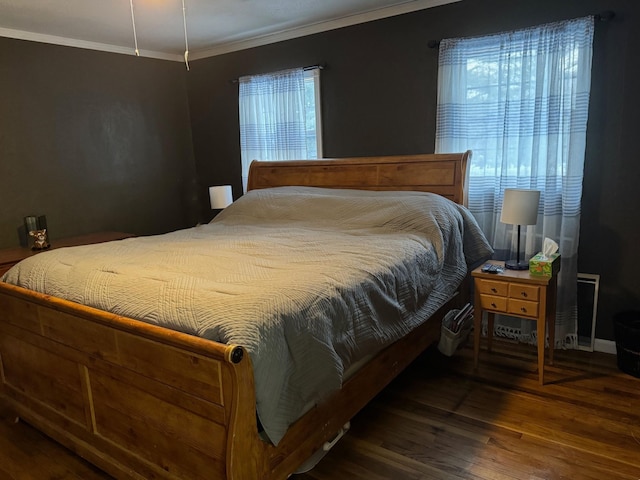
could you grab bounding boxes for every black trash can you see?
[613,311,640,378]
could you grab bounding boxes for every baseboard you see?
[594,338,617,354]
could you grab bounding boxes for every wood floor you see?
[2,340,639,479]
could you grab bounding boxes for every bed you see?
[0,151,491,480]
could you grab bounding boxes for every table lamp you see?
[500,188,540,270]
[209,185,233,210]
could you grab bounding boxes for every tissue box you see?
[529,252,561,277]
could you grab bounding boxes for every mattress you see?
[2,186,492,444]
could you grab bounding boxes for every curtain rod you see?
[427,11,615,48]
[594,10,615,21]
[231,64,325,84]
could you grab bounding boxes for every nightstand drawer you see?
[508,299,539,318]
[476,279,508,297]
[479,294,507,312]
[508,283,539,301]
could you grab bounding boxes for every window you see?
[238,67,322,190]
[435,17,594,348]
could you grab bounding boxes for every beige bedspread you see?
[3,186,492,444]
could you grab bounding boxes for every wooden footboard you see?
[0,282,265,480]
[0,280,450,480]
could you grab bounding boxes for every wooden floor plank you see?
[2,339,639,479]
[0,402,111,480]
[297,341,640,480]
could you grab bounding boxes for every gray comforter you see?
[2,186,492,444]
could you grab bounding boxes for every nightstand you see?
[471,260,558,385]
[0,232,134,277]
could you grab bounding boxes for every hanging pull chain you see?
[182,0,190,70]
[129,0,140,56]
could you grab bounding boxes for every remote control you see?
[481,263,502,274]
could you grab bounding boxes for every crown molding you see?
[190,0,460,60]
[0,0,459,62]
[0,26,183,61]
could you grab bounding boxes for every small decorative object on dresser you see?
[23,214,49,249]
[23,215,38,234]
[29,229,50,250]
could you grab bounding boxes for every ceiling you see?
[0,0,459,62]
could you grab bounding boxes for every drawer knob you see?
[520,291,528,297]
[491,303,497,308]
[491,288,498,293]
[521,307,527,313]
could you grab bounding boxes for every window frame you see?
[304,68,323,159]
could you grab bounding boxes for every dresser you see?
[471,260,558,385]
[0,232,134,277]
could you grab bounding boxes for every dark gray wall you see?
[187,0,640,340]
[0,38,198,246]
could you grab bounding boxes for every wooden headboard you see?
[246,151,471,205]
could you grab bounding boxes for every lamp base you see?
[504,259,529,270]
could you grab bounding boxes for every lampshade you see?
[209,185,233,209]
[500,189,540,226]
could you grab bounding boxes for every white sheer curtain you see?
[238,67,308,191]
[436,17,594,348]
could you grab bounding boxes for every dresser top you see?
[0,231,134,267]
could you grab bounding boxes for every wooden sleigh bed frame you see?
[0,151,470,480]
